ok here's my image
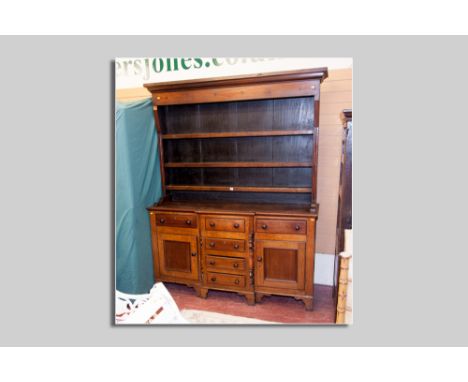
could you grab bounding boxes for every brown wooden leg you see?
[302,297,314,311]
[200,287,208,299]
[244,293,255,306]
[255,293,264,303]
[193,285,202,297]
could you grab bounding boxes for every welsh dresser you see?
[144,67,328,310]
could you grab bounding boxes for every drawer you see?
[204,238,245,253]
[205,217,245,233]
[155,213,197,228]
[207,272,246,288]
[206,255,246,272]
[255,218,307,235]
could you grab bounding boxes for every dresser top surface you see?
[148,199,318,217]
[144,67,328,93]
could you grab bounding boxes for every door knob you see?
[209,242,215,247]
[233,263,239,268]
[234,244,240,249]
[159,218,165,224]
[209,260,215,265]
[257,257,263,262]
[234,279,240,285]
[209,222,215,227]
[295,224,301,231]
[261,224,268,229]
[233,223,240,229]
[186,219,192,225]
[191,252,197,257]
[211,277,216,282]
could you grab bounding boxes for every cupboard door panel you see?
[255,240,305,290]
[157,233,199,280]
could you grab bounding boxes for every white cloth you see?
[115,282,187,324]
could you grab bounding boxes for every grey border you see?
[0,36,467,346]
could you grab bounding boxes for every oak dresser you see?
[144,68,328,310]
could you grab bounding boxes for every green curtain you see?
[116,98,161,293]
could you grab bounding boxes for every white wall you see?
[314,253,335,286]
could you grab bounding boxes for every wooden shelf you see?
[161,129,314,140]
[150,199,318,217]
[166,185,312,193]
[165,162,312,168]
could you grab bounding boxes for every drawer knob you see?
[191,252,197,257]
[209,242,215,247]
[234,279,240,285]
[261,224,268,230]
[234,244,240,249]
[295,224,301,231]
[209,222,215,227]
[211,277,216,282]
[186,219,192,225]
[257,256,263,262]
[159,218,165,224]
[209,260,215,265]
[233,223,240,229]
[233,263,239,268]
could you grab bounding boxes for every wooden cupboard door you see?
[255,240,305,290]
[157,233,199,280]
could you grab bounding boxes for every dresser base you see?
[149,200,317,311]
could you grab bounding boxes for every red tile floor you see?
[165,282,336,324]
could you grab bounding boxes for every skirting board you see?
[314,253,335,286]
